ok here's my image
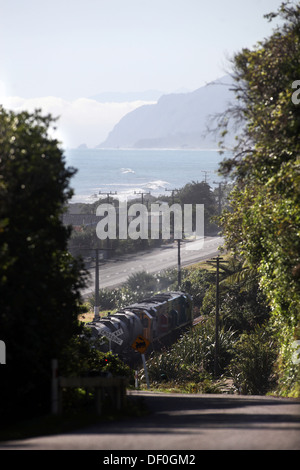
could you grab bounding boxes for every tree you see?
[218,2,300,395]
[178,181,218,233]
[0,108,86,421]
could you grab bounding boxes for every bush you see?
[60,335,133,379]
[181,267,215,308]
[145,318,236,386]
[88,269,178,312]
[125,271,158,293]
[227,325,278,395]
[173,320,236,376]
[221,284,270,334]
[59,336,133,412]
[88,288,131,310]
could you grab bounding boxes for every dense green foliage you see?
[180,266,215,309]
[60,335,132,379]
[144,259,277,395]
[227,325,278,395]
[217,2,300,396]
[145,319,235,389]
[0,108,86,421]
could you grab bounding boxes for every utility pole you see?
[201,170,212,183]
[206,255,228,377]
[213,181,227,215]
[134,190,150,207]
[92,247,114,321]
[94,248,100,321]
[98,191,118,257]
[71,246,114,322]
[165,188,180,240]
[98,191,118,201]
[215,256,220,378]
[134,191,151,246]
[165,188,179,205]
[166,188,181,288]
[177,239,181,289]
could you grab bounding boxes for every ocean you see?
[64,148,229,204]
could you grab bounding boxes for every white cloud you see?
[0,96,154,148]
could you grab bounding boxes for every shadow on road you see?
[1,393,300,450]
[72,393,300,435]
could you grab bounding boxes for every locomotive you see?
[86,291,193,357]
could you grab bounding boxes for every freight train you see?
[86,291,193,357]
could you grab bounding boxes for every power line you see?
[98,190,118,202]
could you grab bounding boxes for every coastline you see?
[65,148,228,204]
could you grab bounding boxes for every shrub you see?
[181,267,215,308]
[88,288,131,310]
[60,335,132,379]
[227,325,278,395]
[145,318,236,386]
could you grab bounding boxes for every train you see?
[86,291,193,358]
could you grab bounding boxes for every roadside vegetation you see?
[216,2,300,397]
[130,259,278,396]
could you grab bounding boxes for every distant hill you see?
[98,76,236,149]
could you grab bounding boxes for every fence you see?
[51,360,127,415]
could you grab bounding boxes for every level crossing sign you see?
[101,328,123,345]
[131,335,150,354]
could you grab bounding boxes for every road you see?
[82,236,223,295]
[1,391,299,450]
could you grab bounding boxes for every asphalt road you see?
[1,391,300,450]
[82,235,224,295]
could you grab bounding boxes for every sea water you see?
[64,148,229,204]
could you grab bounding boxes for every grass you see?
[78,309,117,323]
[136,377,234,395]
[182,251,231,273]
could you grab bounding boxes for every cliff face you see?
[99,76,236,149]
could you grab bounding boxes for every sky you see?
[0,0,286,147]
